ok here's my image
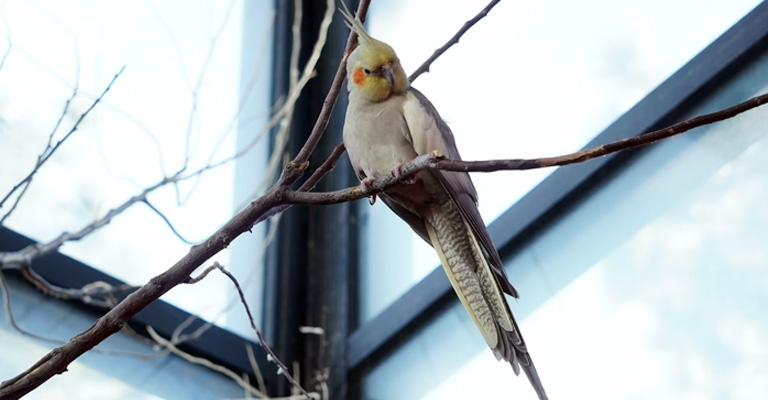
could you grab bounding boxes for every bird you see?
[340,6,548,400]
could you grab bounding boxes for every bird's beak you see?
[381,64,395,87]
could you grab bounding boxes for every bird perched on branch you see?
[340,6,548,400]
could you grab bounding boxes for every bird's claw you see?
[392,163,416,184]
[361,176,377,205]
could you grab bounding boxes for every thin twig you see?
[212,263,313,399]
[1,270,161,359]
[207,17,276,164]
[19,266,136,307]
[289,0,370,169]
[0,67,124,220]
[0,12,10,74]
[297,143,346,192]
[0,271,61,344]
[250,0,309,203]
[184,264,219,284]
[184,262,317,398]
[246,344,268,396]
[180,0,238,174]
[206,0,342,178]
[170,315,198,344]
[147,326,267,399]
[0,174,176,270]
[243,373,253,400]
[408,0,501,82]
[254,143,346,225]
[143,200,197,245]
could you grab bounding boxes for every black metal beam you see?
[264,1,360,397]
[346,1,768,372]
[0,227,269,385]
[262,0,308,395]
[301,0,360,396]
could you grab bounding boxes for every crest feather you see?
[339,2,373,45]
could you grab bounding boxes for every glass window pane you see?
[0,1,273,339]
[362,41,768,399]
[357,0,762,324]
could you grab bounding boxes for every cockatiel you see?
[340,7,548,400]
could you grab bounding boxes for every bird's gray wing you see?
[402,87,518,298]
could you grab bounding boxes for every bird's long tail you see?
[424,196,549,400]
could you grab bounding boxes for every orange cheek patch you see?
[353,68,365,86]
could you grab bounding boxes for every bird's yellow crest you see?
[340,3,408,101]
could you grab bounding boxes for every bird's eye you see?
[363,68,371,75]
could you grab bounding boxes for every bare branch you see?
[184,264,220,284]
[208,0,342,176]
[0,271,61,345]
[297,143,347,193]
[0,184,280,398]
[253,143,346,225]
[0,175,173,270]
[183,262,316,398]
[246,344,268,396]
[0,67,124,223]
[143,200,197,245]
[408,0,501,82]
[182,0,239,170]
[246,0,310,203]
[146,326,267,399]
[283,90,768,206]
[212,263,313,399]
[289,0,370,169]
[0,84,77,226]
[1,269,160,359]
[18,266,136,308]
[0,13,10,74]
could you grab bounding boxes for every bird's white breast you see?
[343,92,417,180]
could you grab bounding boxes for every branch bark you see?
[0,185,281,399]
[408,0,501,82]
[281,90,768,206]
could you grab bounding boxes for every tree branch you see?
[0,67,124,223]
[289,0,370,169]
[253,143,346,225]
[0,175,173,270]
[283,90,768,205]
[210,263,314,399]
[0,185,281,399]
[408,0,501,82]
[181,262,318,399]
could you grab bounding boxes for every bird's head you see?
[341,5,408,102]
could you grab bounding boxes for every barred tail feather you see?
[424,197,549,400]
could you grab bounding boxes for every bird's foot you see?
[391,163,416,184]
[361,176,377,205]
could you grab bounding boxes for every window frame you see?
[0,227,270,384]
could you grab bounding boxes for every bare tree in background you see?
[1,0,768,399]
